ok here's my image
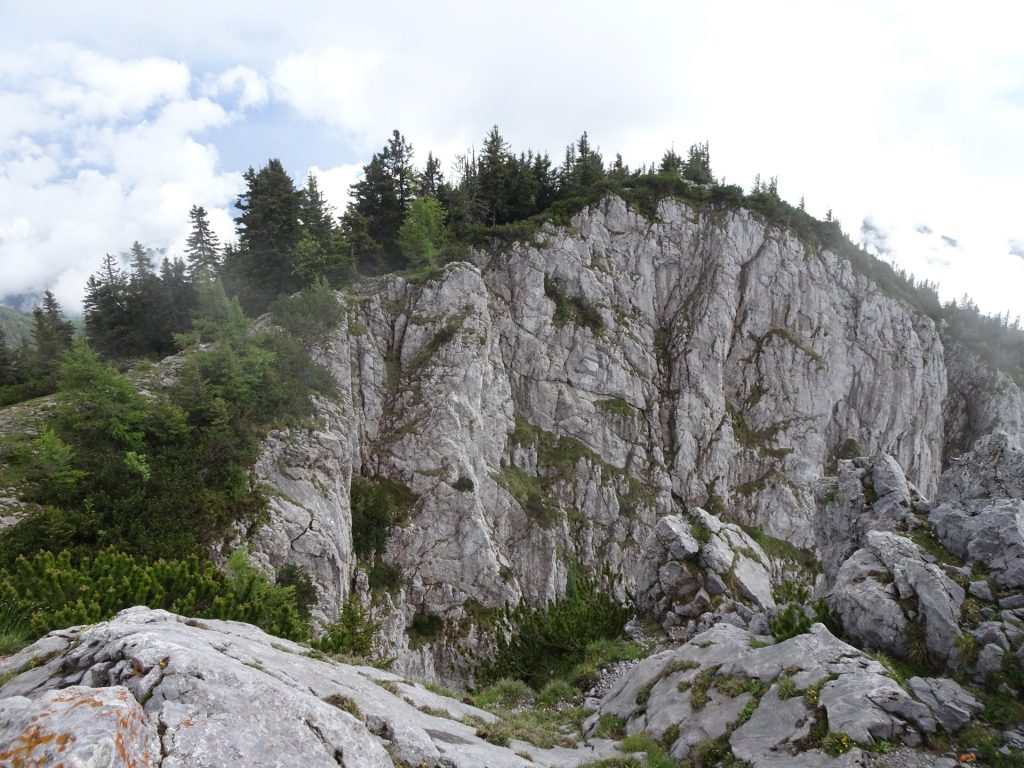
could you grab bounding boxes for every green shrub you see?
[0,547,306,644]
[0,599,33,655]
[323,693,363,719]
[269,279,343,343]
[350,476,417,560]
[477,565,630,689]
[1,296,335,566]
[769,599,839,641]
[544,276,604,335]
[820,732,853,756]
[595,398,636,417]
[408,610,444,647]
[593,713,627,739]
[276,564,317,618]
[474,678,535,710]
[537,678,574,706]
[315,595,378,657]
[452,476,475,492]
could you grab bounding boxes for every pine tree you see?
[159,257,195,342]
[85,254,131,358]
[0,329,15,387]
[126,242,167,356]
[343,130,417,272]
[295,173,350,284]
[228,158,304,314]
[608,153,630,180]
[398,197,447,268]
[30,291,74,382]
[682,142,713,184]
[560,131,604,197]
[184,205,221,277]
[478,125,511,225]
[419,152,444,197]
[659,147,684,175]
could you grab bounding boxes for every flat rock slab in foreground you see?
[0,606,620,767]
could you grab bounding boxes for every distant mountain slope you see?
[0,305,33,347]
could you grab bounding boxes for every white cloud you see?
[206,65,268,110]
[1,2,1023,318]
[0,48,248,311]
[308,163,362,217]
[39,47,190,120]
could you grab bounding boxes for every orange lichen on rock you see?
[0,686,157,767]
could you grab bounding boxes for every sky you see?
[1,1,1022,318]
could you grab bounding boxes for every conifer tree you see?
[343,130,416,272]
[560,131,605,197]
[84,254,131,358]
[478,125,511,225]
[398,197,447,268]
[184,205,221,277]
[29,291,74,382]
[0,329,15,387]
[295,173,350,284]
[682,142,713,184]
[228,158,304,313]
[419,152,445,197]
[659,147,684,175]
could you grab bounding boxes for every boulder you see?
[635,510,775,631]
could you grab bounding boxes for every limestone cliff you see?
[250,195,1024,674]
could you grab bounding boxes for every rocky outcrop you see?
[0,607,626,768]
[943,343,1024,465]
[243,195,1024,674]
[635,509,775,634]
[816,435,1024,681]
[0,686,157,767]
[590,621,980,766]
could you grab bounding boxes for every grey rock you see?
[1005,729,1024,750]
[938,431,1024,505]
[600,622,932,762]
[819,672,915,744]
[930,499,1024,589]
[817,456,968,669]
[972,622,1010,651]
[1000,593,1024,610]
[968,580,994,602]
[0,686,159,766]
[907,676,982,733]
[973,643,1006,682]
[729,687,811,765]
[636,511,775,628]
[0,607,613,768]
[230,195,1024,674]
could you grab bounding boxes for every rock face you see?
[591,622,980,767]
[245,195,1024,674]
[0,607,624,768]
[635,509,775,633]
[816,434,1024,680]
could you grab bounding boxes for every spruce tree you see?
[84,254,131,359]
[419,152,445,198]
[30,291,74,382]
[478,125,511,225]
[343,130,416,273]
[0,329,15,387]
[184,205,221,278]
[682,142,713,184]
[295,173,351,284]
[229,158,304,314]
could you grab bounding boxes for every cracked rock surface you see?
[592,622,981,767]
[0,607,625,768]
[243,196,1024,677]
